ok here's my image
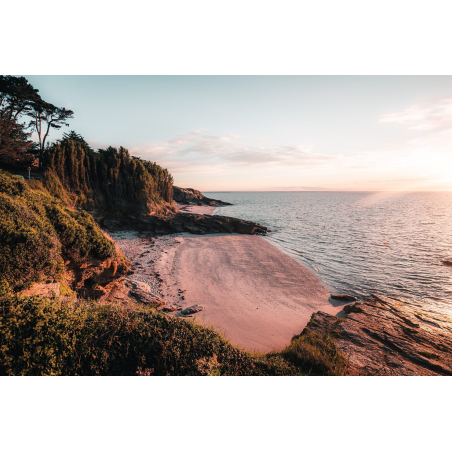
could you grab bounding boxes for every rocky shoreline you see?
[100,186,265,235]
[304,295,452,376]
[101,211,267,235]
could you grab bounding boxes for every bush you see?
[0,293,300,376]
[279,330,347,376]
[0,170,116,289]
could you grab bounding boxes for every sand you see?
[110,205,343,353]
[176,203,216,215]
[153,233,342,352]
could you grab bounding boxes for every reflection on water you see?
[208,191,452,310]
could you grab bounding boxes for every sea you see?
[207,191,452,311]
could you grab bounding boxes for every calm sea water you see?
[207,191,452,310]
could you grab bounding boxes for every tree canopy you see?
[0,75,73,169]
[45,134,174,212]
[0,76,40,168]
[29,100,74,168]
[0,76,42,121]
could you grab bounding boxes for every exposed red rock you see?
[304,295,452,375]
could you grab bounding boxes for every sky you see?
[24,75,452,191]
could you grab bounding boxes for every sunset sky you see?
[24,75,452,191]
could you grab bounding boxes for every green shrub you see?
[279,331,347,376]
[0,191,62,289]
[0,170,115,289]
[0,293,300,376]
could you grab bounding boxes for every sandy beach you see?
[156,234,342,352]
[111,206,343,353]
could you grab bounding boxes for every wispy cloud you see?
[379,97,452,131]
[87,111,452,191]
[127,130,337,173]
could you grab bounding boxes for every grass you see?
[278,330,347,376]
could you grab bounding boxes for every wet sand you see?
[176,203,216,215]
[110,205,342,353]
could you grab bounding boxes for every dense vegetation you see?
[0,170,116,290]
[0,291,346,376]
[44,132,173,213]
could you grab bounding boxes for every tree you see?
[0,116,34,168]
[30,100,74,168]
[0,76,41,122]
[0,75,75,170]
[0,76,39,168]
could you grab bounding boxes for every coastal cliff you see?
[173,186,232,206]
[2,164,451,376]
[1,142,450,376]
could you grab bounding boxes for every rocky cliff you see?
[173,186,232,206]
[304,295,452,376]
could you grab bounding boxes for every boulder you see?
[179,305,204,316]
[330,294,358,302]
[124,279,165,308]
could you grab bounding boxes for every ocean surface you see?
[207,191,452,310]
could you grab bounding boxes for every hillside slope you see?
[0,170,121,291]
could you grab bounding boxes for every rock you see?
[102,211,267,236]
[179,305,204,316]
[124,279,165,308]
[161,306,179,312]
[303,295,452,376]
[173,186,232,206]
[20,282,60,297]
[442,260,452,266]
[185,226,206,235]
[330,294,358,302]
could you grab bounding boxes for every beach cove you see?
[110,204,343,353]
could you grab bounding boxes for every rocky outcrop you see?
[20,282,61,298]
[124,279,165,308]
[173,186,232,206]
[330,294,357,302]
[304,295,452,376]
[102,212,267,235]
